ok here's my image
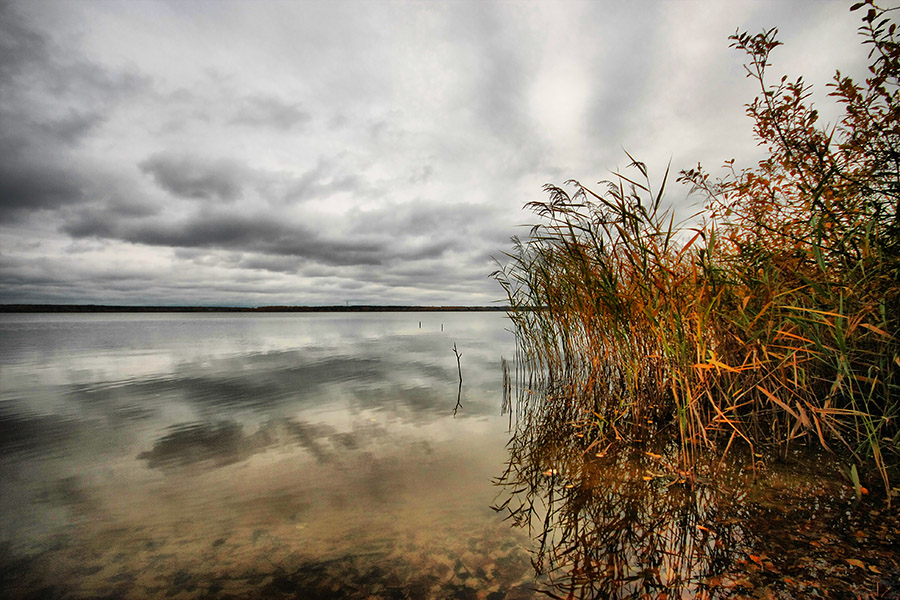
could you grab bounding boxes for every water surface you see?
[0,312,541,599]
[4,312,899,599]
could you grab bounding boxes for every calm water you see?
[0,312,542,599]
[3,313,899,599]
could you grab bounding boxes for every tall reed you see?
[494,2,900,495]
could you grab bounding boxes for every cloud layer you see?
[0,0,868,306]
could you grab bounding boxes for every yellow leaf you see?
[757,385,800,420]
[846,558,865,569]
[861,323,892,339]
[708,356,741,373]
[869,564,882,574]
[784,306,843,318]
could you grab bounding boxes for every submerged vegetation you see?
[493,405,900,598]
[494,2,900,496]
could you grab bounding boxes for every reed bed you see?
[494,2,900,495]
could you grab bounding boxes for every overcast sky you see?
[0,0,872,306]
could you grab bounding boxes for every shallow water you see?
[0,312,542,599]
[494,384,900,599]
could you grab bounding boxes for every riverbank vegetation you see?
[494,1,900,498]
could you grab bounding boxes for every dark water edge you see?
[492,371,900,599]
[496,440,900,600]
[0,305,510,313]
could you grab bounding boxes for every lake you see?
[0,312,542,599]
[2,312,898,599]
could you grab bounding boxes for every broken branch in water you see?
[452,343,463,383]
[453,343,463,416]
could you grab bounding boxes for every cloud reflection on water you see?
[0,312,519,587]
[136,417,395,471]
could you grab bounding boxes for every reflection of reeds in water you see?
[501,357,512,430]
[493,378,900,598]
[493,397,753,599]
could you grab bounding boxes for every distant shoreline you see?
[0,304,510,313]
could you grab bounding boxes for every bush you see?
[494,1,900,495]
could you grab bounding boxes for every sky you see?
[0,0,874,307]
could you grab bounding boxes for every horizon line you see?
[0,303,511,313]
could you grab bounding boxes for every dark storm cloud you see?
[139,152,248,201]
[62,209,389,266]
[0,5,79,216]
[0,2,147,220]
[38,110,107,145]
[231,95,312,130]
[0,149,87,217]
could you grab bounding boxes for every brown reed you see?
[494,1,900,498]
